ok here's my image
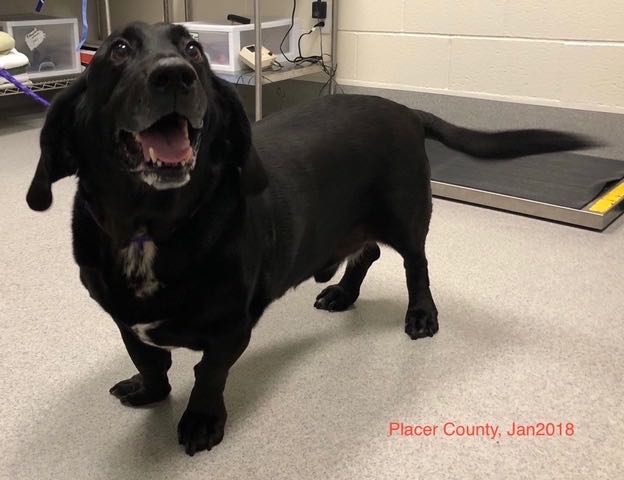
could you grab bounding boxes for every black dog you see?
[26,22,594,455]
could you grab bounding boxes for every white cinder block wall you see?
[3,0,621,113]
[337,0,624,112]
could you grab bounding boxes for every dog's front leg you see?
[109,326,173,406]
[178,327,251,456]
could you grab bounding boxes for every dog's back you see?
[250,94,593,301]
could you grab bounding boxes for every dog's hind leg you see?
[381,140,439,340]
[401,251,438,339]
[314,243,381,311]
[388,203,439,340]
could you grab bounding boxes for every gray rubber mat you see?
[426,140,624,209]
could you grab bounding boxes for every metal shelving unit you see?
[0,75,79,97]
[218,63,323,86]
[1,1,338,120]
[95,0,338,120]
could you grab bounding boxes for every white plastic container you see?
[0,15,81,80]
[179,18,297,73]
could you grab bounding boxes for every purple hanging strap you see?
[0,68,50,108]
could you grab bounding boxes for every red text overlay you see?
[388,421,576,439]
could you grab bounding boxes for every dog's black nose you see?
[149,58,197,93]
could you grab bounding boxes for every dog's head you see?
[27,22,266,212]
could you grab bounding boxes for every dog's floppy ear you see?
[213,77,268,195]
[26,75,87,211]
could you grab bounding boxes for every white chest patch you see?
[120,235,160,298]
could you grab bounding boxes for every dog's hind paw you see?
[314,285,358,312]
[405,308,439,340]
[109,373,171,407]
[178,408,226,456]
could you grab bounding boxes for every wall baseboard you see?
[337,79,624,116]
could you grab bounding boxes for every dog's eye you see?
[111,40,131,62]
[185,41,203,62]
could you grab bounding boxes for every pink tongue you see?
[138,124,192,165]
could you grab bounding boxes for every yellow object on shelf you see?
[0,31,16,54]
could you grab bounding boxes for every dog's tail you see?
[413,110,598,159]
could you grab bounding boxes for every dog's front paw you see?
[314,285,358,311]
[177,408,226,456]
[109,374,171,406]
[405,308,439,340]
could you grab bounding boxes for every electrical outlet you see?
[311,0,332,34]
[312,1,327,19]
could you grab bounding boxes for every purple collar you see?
[131,233,154,246]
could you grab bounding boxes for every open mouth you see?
[120,113,202,190]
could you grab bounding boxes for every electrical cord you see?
[279,0,298,63]
[317,26,340,95]
[298,29,314,59]
[235,71,286,101]
[278,0,338,94]
[282,20,326,66]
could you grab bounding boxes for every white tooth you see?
[149,147,157,162]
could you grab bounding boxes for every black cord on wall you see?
[278,0,337,93]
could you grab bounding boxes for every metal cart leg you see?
[163,0,170,23]
[164,1,189,23]
[329,0,338,94]
[254,0,263,121]
[99,0,112,37]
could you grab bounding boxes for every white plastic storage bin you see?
[179,18,297,73]
[0,14,81,80]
